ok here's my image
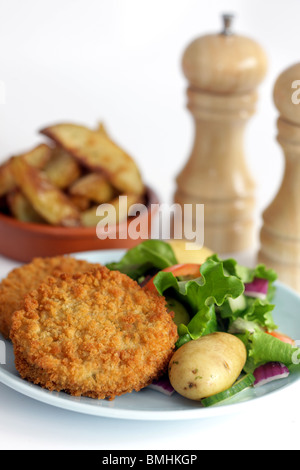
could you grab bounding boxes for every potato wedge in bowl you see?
[7,190,45,224]
[0,143,52,198]
[40,123,144,195]
[0,121,146,228]
[70,173,116,204]
[10,157,81,227]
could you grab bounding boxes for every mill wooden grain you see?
[258,63,300,292]
[174,18,267,253]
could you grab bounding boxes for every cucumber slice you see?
[201,374,255,407]
[228,294,247,313]
[218,295,247,320]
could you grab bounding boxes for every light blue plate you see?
[0,249,299,421]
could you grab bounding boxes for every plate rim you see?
[0,354,298,421]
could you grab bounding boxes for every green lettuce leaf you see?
[242,298,277,331]
[154,257,245,347]
[106,240,178,280]
[208,254,277,301]
[209,254,278,331]
[230,318,300,373]
[208,254,277,283]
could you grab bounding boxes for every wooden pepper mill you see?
[174,14,267,253]
[258,63,300,292]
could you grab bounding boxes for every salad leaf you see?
[242,297,277,331]
[178,304,217,347]
[154,257,245,347]
[106,240,178,280]
[208,254,277,301]
[208,254,277,283]
[209,254,278,331]
[230,318,300,373]
[218,295,277,331]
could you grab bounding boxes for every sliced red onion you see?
[244,278,269,300]
[148,376,175,396]
[253,362,290,387]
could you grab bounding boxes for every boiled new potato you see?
[167,239,213,265]
[168,332,247,401]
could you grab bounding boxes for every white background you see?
[0,0,300,450]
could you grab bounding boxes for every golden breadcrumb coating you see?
[0,256,100,339]
[10,267,178,400]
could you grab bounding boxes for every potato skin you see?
[168,332,247,401]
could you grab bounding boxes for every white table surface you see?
[0,251,299,451]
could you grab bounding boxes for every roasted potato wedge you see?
[23,143,52,169]
[11,157,80,227]
[80,194,140,228]
[0,161,15,197]
[0,144,52,197]
[69,194,91,212]
[7,190,46,224]
[97,122,109,137]
[44,147,81,189]
[70,173,116,204]
[40,123,144,195]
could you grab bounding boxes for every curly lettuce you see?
[153,257,244,347]
[106,240,178,280]
[208,255,278,331]
[229,318,300,373]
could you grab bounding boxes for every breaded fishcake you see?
[0,256,100,339]
[11,267,178,399]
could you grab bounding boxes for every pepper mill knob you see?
[175,15,267,253]
[222,13,234,36]
[258,63,300,291]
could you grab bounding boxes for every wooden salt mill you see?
[174,14,267,253]
[258,63,300,292]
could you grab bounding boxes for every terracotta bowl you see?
[0,186,159,263]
